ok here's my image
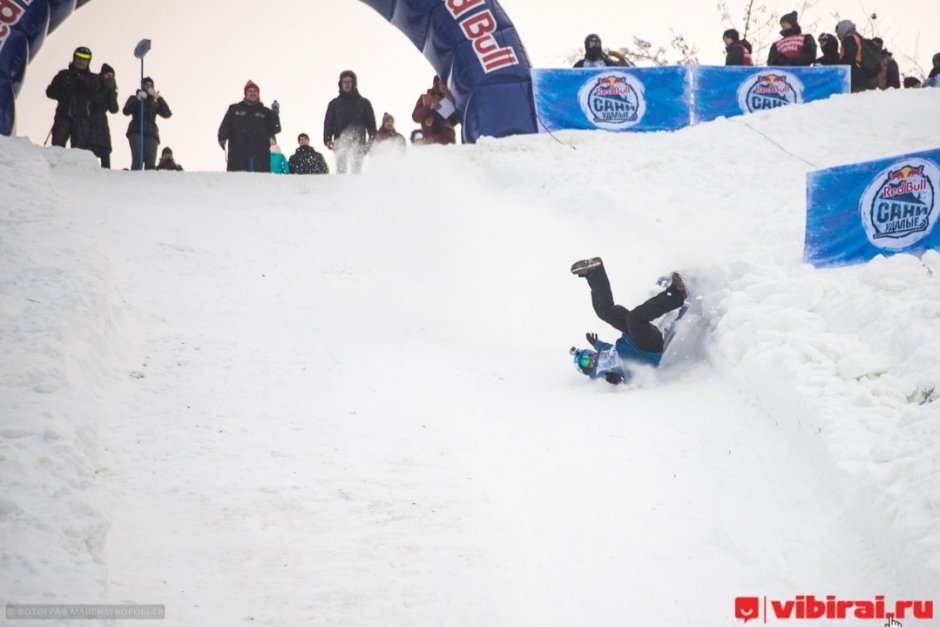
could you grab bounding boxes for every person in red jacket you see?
[411,76,459,145]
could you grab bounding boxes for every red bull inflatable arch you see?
[0,0,538,142]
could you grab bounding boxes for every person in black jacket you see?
[45,46,101,150]
[835,19,874,92]
[871,38,901,89]
[323,70,376,174]
[289,133,329,175]
[573,34,630,68]
[815,33,841,65]
[767,11,816,66]
[122,76,172,170]
[722,29,753,66]
[156,146,183,171]
[219,80,282,172]
[88,62,119,168]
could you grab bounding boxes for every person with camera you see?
[122,76,172,170]
[218,80,282,172]
[89,63,119,168]
[45,46,102,150]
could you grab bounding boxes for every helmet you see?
[73,46,92,60]
[570,347,598,376]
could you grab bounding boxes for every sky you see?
[12,0,940,171]
[2,85,939,623]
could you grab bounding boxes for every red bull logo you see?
[445,0,519,73]
[0,0,31,51]
[861,158,938,250]
[577,72,646,130]
[737,71,803,113]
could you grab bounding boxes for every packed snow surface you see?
[2,88,939,626]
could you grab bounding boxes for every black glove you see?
[271,99,280,113]
[586,332,598,346]
[136,89,147,101]
[605,372,623,385]
[218,139,226,150]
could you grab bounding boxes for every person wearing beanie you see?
[834,20,875,92]
[218,79,282,172]
[288,133,329,175]
[156,146,183,171]
[88,62,119,168]
[767,10,816,66]
[45,46,102,150]
[722,28,753,66]
[572,33,630,68]
[372,112,406,152]
[815,33,841,65]
[322,70,377,174]
[121,76,172,170]
[411,75,460,145]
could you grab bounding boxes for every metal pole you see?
[133,39,151,170]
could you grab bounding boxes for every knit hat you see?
[161,147,173,156]
[101,63,115,76]
[722,29,740,42]
[244,80,259,96]
[382,112,394,124]
[780,11,799,28]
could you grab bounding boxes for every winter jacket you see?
[587,334,663,383]
[218,100,281,172]
[45,63,102,149]
[372,127,406,150]
[288,145,329,174]
[724,40,753,66]
[412,91,459,145]
[768,26,817,66]
[123,92,172,141]
[89,73,119,152]
[815,34,841,65]
[323,80,376,146]
[573,54,621,68]
[156,156,183,171]
[838,31,875,92]
[270,147,289,174]
[875,52,900,89]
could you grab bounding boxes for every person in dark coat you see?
[767,11,816,66]
[815,33,841,65]
[835,20,874,92]
[288,133,329,175]
[870,38,901,89]
[722,29,753,66]
[573,34,629,68]
[218,80,282,173]
[122,76,172,170]
[156,146,183,171]
[88,63,119,168]
[925,53,940,88]
[323,70,376,174]
[411,75,460,145]
[45,46,101,150]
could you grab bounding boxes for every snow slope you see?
[1,87,939,626]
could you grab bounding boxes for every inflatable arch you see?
[0,0,538,142]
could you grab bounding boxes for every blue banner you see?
[804,148,940,268]
[532,67,691,133]
[693,65,849,124]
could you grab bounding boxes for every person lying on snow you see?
[569,257,687,385]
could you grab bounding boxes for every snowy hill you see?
[2,88,939,626]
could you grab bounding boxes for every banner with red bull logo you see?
[693,66,849,124]
[531,67,691,133]
[804,147,940,268]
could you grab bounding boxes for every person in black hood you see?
[322,70,376,174]
[722,29,753,66]
[45,47,101,150]
[573,34,629,68]
[122,76,172,170]
[815,33,841,65]
[89,62,119,168]
[767,10,816,66]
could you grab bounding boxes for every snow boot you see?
[570,257,603,277]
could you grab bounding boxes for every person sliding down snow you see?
[569,257,687,385]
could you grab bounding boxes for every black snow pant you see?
[586,264,684,353]
[128,134,159,170]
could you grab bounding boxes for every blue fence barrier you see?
[804,147,940,268]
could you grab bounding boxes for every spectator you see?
[870,38,900,89]
[45,46,101,150]
[722,29,753,66]
[835,20,875,92]
[89,62,119,168]
[573,34,629,68]
[903,76,922,88]
[288,133,329,175]
[323,70,376,174]
[269,136,289,174]
[924,53,940,88]
[412,75,459,146]
[409,129,427,145]
[218,80,282,172]
[156,146,183,171]
[767,11,816,66]
[122,76,171,170]
[372,113,406,151]
[815,33,841,65]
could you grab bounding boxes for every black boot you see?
[570,257,603,277]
